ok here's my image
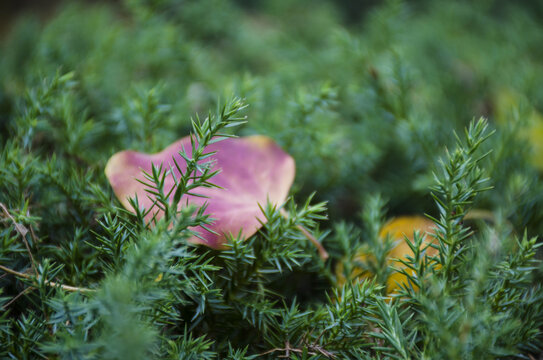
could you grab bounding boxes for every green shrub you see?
[1,0,542,358]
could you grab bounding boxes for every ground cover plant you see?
[1,0,543,358]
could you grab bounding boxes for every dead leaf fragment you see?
[105,135,295,249]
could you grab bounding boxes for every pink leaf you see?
[105,135,295,249]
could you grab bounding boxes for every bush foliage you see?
[1,0,542,358]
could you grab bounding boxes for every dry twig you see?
[280,209,329,260]
[0,264,94,293]
[0,202,38,276]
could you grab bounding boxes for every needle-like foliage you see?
[1,1,543,358]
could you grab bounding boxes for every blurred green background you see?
[2,0,543,238]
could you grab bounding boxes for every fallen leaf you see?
[105,135,295,249]
[379,216,438,293]
[494,88,543,171]
[336,216,438,293]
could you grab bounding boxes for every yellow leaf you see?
[494,88,543,171]
[336,216,438,294]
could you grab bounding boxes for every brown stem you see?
[464,209,496,222]
[0,202,38,276]
[257,346,316,357]
[2,287,35,309]
[280,209,329,260]
[0,264,94,293]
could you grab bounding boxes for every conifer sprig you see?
[427,117,494,279]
